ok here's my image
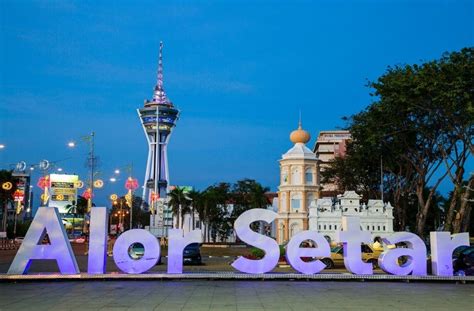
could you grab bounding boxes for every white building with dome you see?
[276,119,320,244]
[308,190,394,241]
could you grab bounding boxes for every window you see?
[367,226,370,230]
[334,225,337,230]
[305,169,313,184]
[291,198,301,209]
[291,168,301,185]
[377,226,380,231]
[329,225,332,230]
[383,226,386,231]
[318,224,321,230]
[372,226,375,231]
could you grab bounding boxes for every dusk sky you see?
[1,0,473,206]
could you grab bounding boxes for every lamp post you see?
[68,132,95,212]
[111,164,137,229]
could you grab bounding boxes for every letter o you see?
[113,229,160,274]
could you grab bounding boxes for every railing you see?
[0,239,20,250]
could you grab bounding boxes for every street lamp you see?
[67,132,96,212]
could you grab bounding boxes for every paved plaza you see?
[0,280,473,310]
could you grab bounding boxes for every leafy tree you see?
[231,179,270,220]
[323,47,473,235]
[168,187,191,229]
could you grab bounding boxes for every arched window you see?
[290,223,300,239]
[305,168,313,184]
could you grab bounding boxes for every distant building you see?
[308,191,394,242]
[276,120,320,244]
[312,130,351,196]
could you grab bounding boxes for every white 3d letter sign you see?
[8,207,79,274]
[430,232,469,276]
[285,230,330,274]
[7,207,472,277]
[336,216,373,274]
[379,232,427,276]
[113,229,160,274]
[88,207,108,274]
[168,229,202,274]
[231,209,280,273]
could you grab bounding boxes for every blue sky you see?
[1,0,473,206]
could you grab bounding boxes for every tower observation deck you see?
[137,42,179,236]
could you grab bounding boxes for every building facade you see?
[312,130,351,196]
[308,190,394,241]
[276,121,320,244]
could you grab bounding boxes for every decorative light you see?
[37,176,50,189]
[0,144,5,149]
[114,169,120,174]
[57,168,63,172]
[93,179,104,188]
[67,141,75,148]
[83,188,92,200]
[109,177,117,182]
[2,182,13,191]
[125,177,139,190]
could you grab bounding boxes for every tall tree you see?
[168,187,191,229]
[323,47,473,235]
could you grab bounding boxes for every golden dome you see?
[290,122,310,144]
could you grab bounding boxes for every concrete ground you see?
[1,280,473,310]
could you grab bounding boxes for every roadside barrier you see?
[0,239,19,250]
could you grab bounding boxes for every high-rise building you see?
[312,130,351,196]
[276,120,320,244]
[138,42,179,236]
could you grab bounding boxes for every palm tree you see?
[168,187,191,229]
[187,190,202,230]
[64,196,87,234]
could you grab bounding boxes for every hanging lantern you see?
[125,177,139,190]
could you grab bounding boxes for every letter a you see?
[8,207,79,274]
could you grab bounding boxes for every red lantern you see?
[37,176,50,190]
[125,177,139,190]
[82,188,93,200]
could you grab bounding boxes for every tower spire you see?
[298,110,302,129]
[153,41,170,104]
[157,41,163,90]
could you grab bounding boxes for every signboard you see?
[48,174,79,214]
[11,172,31,213]
[7,207,471,277]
